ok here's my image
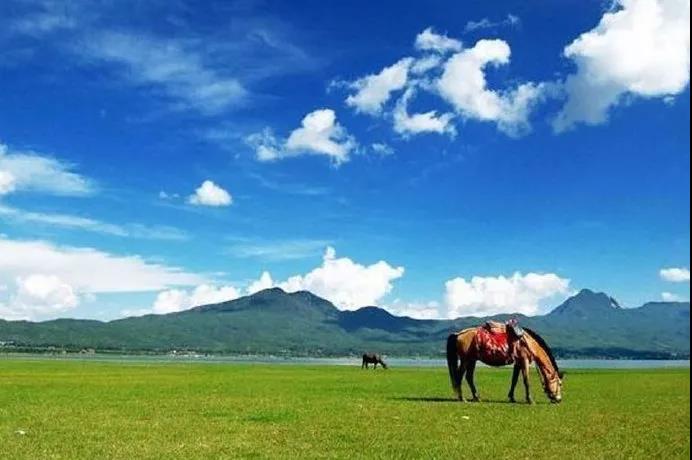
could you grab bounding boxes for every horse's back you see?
[454,327,478,356]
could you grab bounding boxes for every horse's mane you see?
[523,327,560,374]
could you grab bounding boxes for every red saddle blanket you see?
[473,325,514,366]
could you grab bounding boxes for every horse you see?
[362,353,388,369]
[446,321,564,404]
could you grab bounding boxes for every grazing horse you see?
[362,353,388,369]
[446,321,564,404]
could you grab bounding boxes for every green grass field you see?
[0,359,689,459]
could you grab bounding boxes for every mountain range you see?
[0,288,689,358]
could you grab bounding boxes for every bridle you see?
[537,366,562,400]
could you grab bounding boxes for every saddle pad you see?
[474,326,514,366]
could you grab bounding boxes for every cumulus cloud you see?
[152,284,241,314]
[553,0,690,131]
[188,180,232,207]
[660,267,691,282]
[247,109,357,165]
[0,170,16,195]
[410,55,443,75]
[285,110,356,161]
[245,128,283,162]
[414,28,463,53]
[393,88,456,136]
[444,272,570,318]
[0,142,94,196]
[340,28,546,138]
[0,274,80,320]
[345,58,414,115]
[0,236,206,295]
[246,271,275,295]
[385,299,441,319]
[247,247,404,310]
[661,291,687,301]
[437,39,546,136]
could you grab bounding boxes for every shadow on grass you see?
[392,396,518,405]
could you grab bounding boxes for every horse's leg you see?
[465,360,480,401]
[457,360,468,402]
[520,358,534,404]
[362,359,365,369]
[508,364,520,403]
[373,361,377,369]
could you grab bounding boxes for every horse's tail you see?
[446,333,461,394]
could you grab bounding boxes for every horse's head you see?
[544,371,565,403]
[380,360,388,369]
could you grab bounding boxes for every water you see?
[1,353,689,369]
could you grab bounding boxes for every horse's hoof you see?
[471,396,481,402]
[526,399,535,405]
[508,397,517,403]
[458,397,467,403]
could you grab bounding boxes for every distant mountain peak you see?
[255,287,288,296]
[550,289,622,317]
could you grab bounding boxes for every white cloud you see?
[228,239,331,261]
[371,143,394,156]
[119,308,153,318]
[247,271,275,295]
[341,29,547,138]
[415,28,463,53]
[0,170,16,195]
[0,204,188,240]
[393,88,456,136]
[437,39,546,136]
[285,110,356,162]
[245,128,283,162]
[0,274,79,321]
[662,291,687,301]
[444,272,570,318]
[80,31,246,115]
[0,236,206,295]
[345,58,414,114]
[188,180,232,207]
[553,0,690,131]
[385,299,441,319]
[660,267,691,282]
[248,109,357,165]
[248,247,404,310]
[411,55,443,75]
[0,142,94,196]
[464,14,521,33]
[152,284,241,314]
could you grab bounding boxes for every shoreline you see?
[1,353,689,369]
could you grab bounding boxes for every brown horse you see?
[362,353,388,369]
[446,322,564,404]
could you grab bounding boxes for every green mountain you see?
[0,288,689,358]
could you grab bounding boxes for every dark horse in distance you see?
[362,353,388,369]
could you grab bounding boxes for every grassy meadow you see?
[0,359,689,459]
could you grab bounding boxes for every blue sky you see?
[0,0,689,321]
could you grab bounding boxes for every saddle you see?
[475,320,525,366]
[483,320,524,337]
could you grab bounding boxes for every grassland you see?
[0,359,689,459]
